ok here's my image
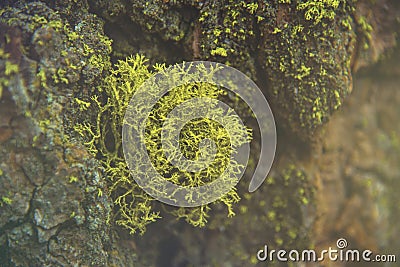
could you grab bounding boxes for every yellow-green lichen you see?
[297,0,340,24]
[0,195,13,206]
[198,1,259,76]
[75,55,251,234]
[68,175,79,183]
[210,47,228,57]
[266,164,314,247]
[356,15,373,50]
[258,0,357,137]
[0,49,19,99]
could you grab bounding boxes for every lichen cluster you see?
[0,2,118,265]
[75,55,252,234]
[176,162,315,266]
[91,0,364,138]
[1,1,112,91]
[255,0,357,137]
[0,47,19,99]
[198,1,259,76]
[261,164,314,247]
